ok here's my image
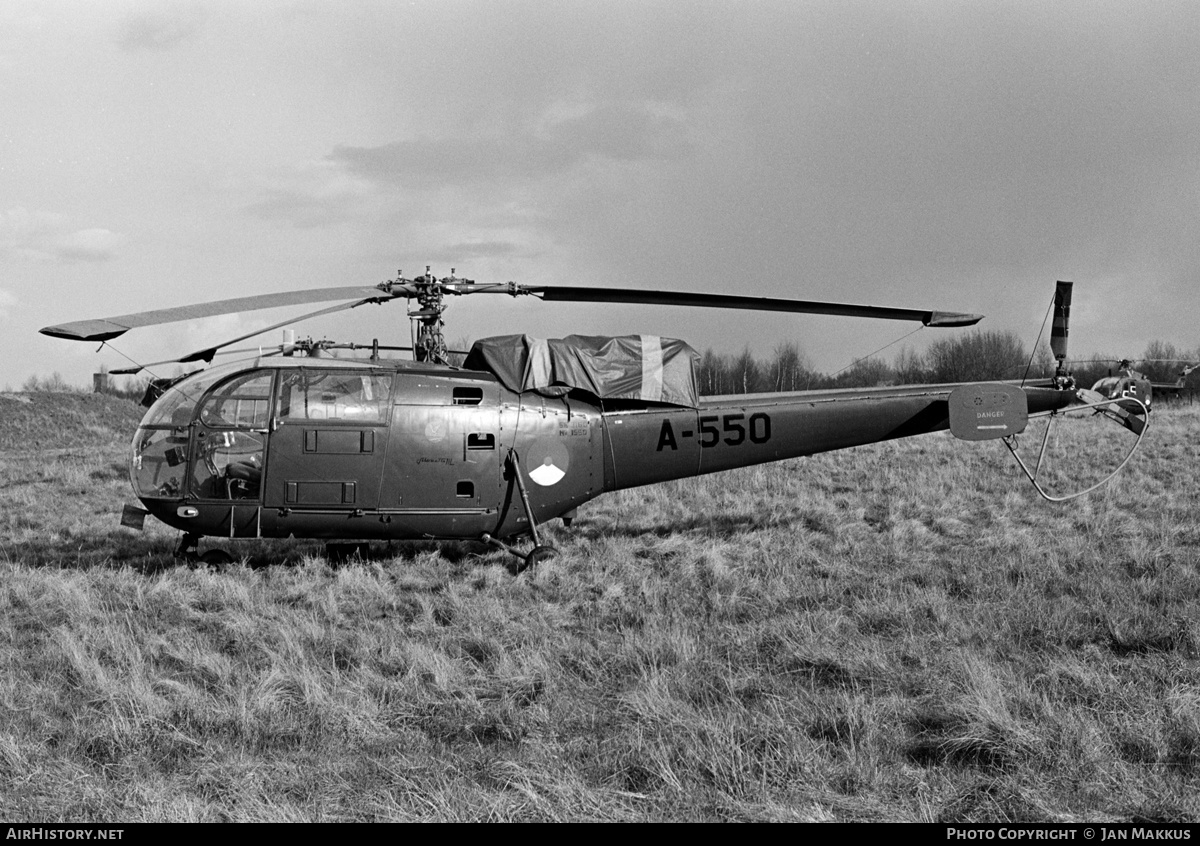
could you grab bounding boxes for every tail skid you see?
[945,277,1150,503]
[1000,394,1149,503]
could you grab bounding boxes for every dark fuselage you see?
[131,357,1073,541]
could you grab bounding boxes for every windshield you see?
[138,368,231,428]
[132,365,271,500]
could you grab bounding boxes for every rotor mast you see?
[385,266,474,365]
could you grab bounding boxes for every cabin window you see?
[453,387,483,405]
[466,433,496,451]
[189,429,266,500]
[278,371,393,422]
[456,481,475,498]
[139,367,227,428]
[199,371,274,429]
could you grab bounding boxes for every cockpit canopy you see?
[131,361,395,501]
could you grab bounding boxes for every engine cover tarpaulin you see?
[464,334,701,407]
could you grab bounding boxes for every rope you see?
[1021,290,1056,386]
[824,325,926,384]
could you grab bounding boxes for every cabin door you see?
[380,404,503,512]
[262,369,393,511]
[378,378,504,514]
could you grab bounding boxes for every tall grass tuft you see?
[2,396,1200,819]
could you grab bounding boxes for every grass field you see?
[1,390,1198,821]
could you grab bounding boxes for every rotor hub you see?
[389,266,475,365]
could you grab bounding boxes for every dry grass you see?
[1,392,1199,821]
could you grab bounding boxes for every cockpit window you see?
[278,370,392,422]
[200,371,274,429]
[139,368,223,428]
[132,366,274,501]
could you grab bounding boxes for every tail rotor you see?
[1050,280,1072,384]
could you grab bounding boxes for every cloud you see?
[0,287,15,319]
[115,4,207,52]
[332,103,690,189]
[52,228,123,262]
[441,241,521,260]
[246,160,378,229]
[0,208,122,263]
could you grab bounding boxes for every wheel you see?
[512,544,558,575]
[508,545,555,576]
[198,549,235,570]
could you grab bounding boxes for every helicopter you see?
[1088,360,1155,413]
[1112,360,1199,405]
[1069,358,1198,411]
[40,272,1146,570]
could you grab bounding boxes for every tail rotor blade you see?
[1050,281,1073,363]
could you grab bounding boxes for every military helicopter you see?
[40,272,1146,570]
[1083,358,1198,409]
[1087,360,1155,412]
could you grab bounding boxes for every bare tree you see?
[893,346,929,384]
[697,348,730,395]
[732,347,764,394]
[925,330,1028,383]
[1141,339,1183,383]
[767,342,810,392]
[833,357,894,388]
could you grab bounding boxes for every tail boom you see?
[599,383,1075,491]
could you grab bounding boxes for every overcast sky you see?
[4,0,1199,388]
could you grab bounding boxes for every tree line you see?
[694,330,1200,395]
[19,331,1200,399]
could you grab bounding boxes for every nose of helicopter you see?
[130,404,192,502]
[127,364,238,503]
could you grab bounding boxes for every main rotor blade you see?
[177,299,374,363]
[515,286,983,327]
[39,285,391,342]
[109,345,289,376]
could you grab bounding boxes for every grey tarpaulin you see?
[463,334,701,408]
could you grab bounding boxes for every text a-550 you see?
[656,412,772,451]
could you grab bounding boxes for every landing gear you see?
[199,549,235,569]
[175,532,200,562]
[522,544,558,572]
[174,532,235,569]
[483,449,561,575]
[480,533,559,575]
